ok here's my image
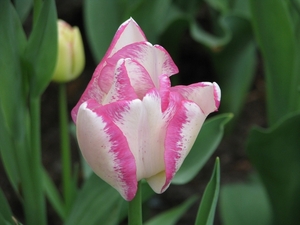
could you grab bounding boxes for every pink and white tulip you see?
[72,18,221,201]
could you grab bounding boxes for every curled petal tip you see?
[213,82,221,109]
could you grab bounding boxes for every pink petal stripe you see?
[92,18,147,84]
[109,18,147,58]
[158,74,172,112]
[107,42,159,86]
[76,99,138,201]
[71,76,106,122]
[102,59,138,104]
[95,63,115,94]
[171,82,220,115]
[213,82,221,108]
[162,92,205,192]
[71,18,147,122]
[122,58,155,99]
[108,42,178,87]
[154,45,179,77]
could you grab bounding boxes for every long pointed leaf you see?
[195,158,220,225]
[246,111,300,225]
[220,176,272,225]
[42,169,66,220]
[65,173,123,225]
[213,16,256,129]
[250,0,297,125]
[0,0,27,193]
[24,0,57,97]
[0,188,15,224]
[0,0,27,139]
[13,0,33,22]
[84,0,122,62]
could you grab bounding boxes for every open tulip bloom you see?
[71,18,221,201]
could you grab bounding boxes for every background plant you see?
[2,0,298,224]
[0,0,230,224]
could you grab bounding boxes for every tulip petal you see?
[164,100,205,191]
[71,27,85,78]
[158,74,171,112]
[171,82,221,115]
[71,75,106,122]
[154,45,179,77]
[109,18,147,57]
[146,92,205,193]
[102,59,138,104]
[76,99,142,201]
[52,35,72,82]
[71,18,146,122]
[94,18,148,91]
[125,58,156,98]
[136,90,166,181]
[108,42,178,87]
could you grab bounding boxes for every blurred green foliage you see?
[2,0,299,224]
[0,0,228,224]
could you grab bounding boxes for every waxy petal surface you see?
[121,58,155,99]
[76,99,142,201]
[102,59,138,104]
[163,94,205,191]
[145,92,205,193]
[73,18,221,201]
[71,18,147,122]
[171,82,221,115]
[108,42,178,87]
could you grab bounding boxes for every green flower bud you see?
[52,20,85,82]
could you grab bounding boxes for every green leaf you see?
[84,0,122,62]
[0,0,26,192]
[42,169,66,220]
[205,0,230,14]
[246,111,300,225]
[220,176,272,225]
[84,0,183,62]
[0,0,27,139]
[129,0,182,43]
[195,158,220,225]
[0,188,15,225]
[13,0,33,22]
[212,16,256,129]
[231,0,251,18]
[0,107,20,193]
[173,113,232,184]
[65,173,124,225]
[24,0,57,97]
[250,0,297,125]
[190,15,231,49]
[145,196,198,225]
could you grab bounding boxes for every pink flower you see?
[71,18,221,201]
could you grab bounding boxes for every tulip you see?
[72,18,221,201]
[52,20,85,82]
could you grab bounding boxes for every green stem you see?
[28,97,47,225]
[59,83,72,210]
[128,182,143,225]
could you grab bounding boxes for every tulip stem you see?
[59,83,73,211]
[27,96,47,225]
[128,181,143,225]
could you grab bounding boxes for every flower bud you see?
[52,20,85,82]
[72,18,221,201]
